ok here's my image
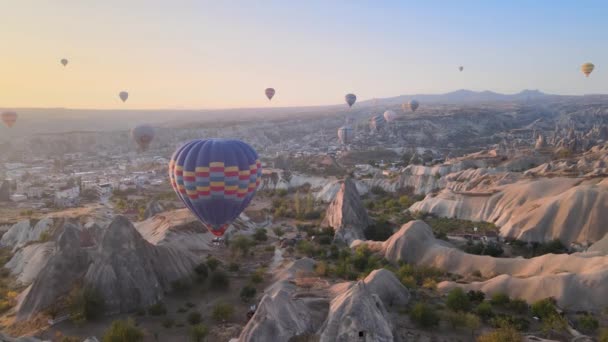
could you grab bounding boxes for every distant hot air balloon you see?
[131,124,155,151]
[169,139,261,237]
[581,63,595,77]
[119,91,129,102]
[459,66,464,72]
[369,115,386,131]
[345,93,357,108]
[338,125,353,145]
[265,88,275,101]
[61,59,68,67]
[408,100,419,112]
[1,111,17,128]
[383,110,397,123]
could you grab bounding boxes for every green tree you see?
[187,311,202,325]
[253,228,268,242]
[240,285,257,302]
[465,313,481,339]
[206,257,221,271]
[531,298,556,319]
[446,288,470,312]
[68,286,105,322]
[209,270,230,290]
[212,302,234,322]
[476,324,521,342]
[475,302,494,321]
[577,314,599,333]
[230,235,253,257]
[190,324,208,342]
[102,318,144,342]
[272,226,285,238]
[541,313,567,339]
[599,328,608,342]
[490,292,510,307]
[410,302,439,328]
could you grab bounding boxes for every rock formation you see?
[322,178,371,245]
[85,215,198,314]
[1,218,54,252]
[353,220,608,311]
[17,223,91,320]
[0,180,10,201]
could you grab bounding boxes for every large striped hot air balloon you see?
[581,63,595,77]
[265,88,275,101]
[383,110,397,123]
[345,93,357,108]
[131,125,155,151]
[338,125,353,145]
[369,115,386,131]
[1,111,17,128]
[169,139,261,237]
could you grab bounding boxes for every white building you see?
[54,186,80,207]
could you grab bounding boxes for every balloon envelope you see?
[581,63,594,77]
[131,125,155,151]
[119,91,129,102]
[369,115,386,131]
[1,111,17,128]
[61,59,68,66]
[265,88,275,100]
[383,110,397,123]
[169,139,261,237]
[408,100,419,112]
[338,125,353,145]
[459,66,463,72]
[345,93,357,107]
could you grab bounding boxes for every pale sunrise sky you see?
[0,0,606,109]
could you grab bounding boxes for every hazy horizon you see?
[1,1,607,109]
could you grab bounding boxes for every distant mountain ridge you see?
[368,89,557,105]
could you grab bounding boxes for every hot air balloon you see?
[581,63,595,77]
[408,100,419,112]
[459,66,463,72]
[338,125,353,145]
[169,139,261,237]
[345,93,357,108]
[119,91,129,102]
[383,110,397,123]
[61,59,68,67]
[369,115,386,131]
[1,111,17,128]
[131,125,155,151]
[265,88,275,101]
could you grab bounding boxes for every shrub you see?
[477,324,521,342]
[443,309,466,328]
[68,286,105,322]
[185,302,195,308]
[506,298,528,314]
[240,285,257,302]
[187,311,202,325]
[400,275,417,289]
[209,270,230,290]
[422,278,437,291]
[253,228,268,242]
[171,279,191,294]
[531,298,556,319]
[272,226,285,238]
[364,220,393,241]
[60,337,80,342]
[231,235,253,257]
[446,288,470,312]
[490,292,510,307]
[577,314,599,333]
[599,328,608,342]
[467,290,485,303]
[410,302,439,328]
[250,268,265,284]
[148,302,167,316]
[190,324,208,342]
[194,263,209,280]
[315,261,328,277]
[102,318,144,342]
[206,257,221,271]
[475,302,494,321]
[212,302,234,322]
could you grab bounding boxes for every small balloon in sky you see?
[119,91,129,102]
[345,93,357,108]
[1,111,18,128]
[61,58,68,67]
[265,88,275,101]
[581,62,594,77]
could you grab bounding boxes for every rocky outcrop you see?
[322,178,371,245]
[143,200,165,220]
[1,218,54,252]
[353,220,608,311]
[85,215,198,314]
[238,259,408,342]
[5,242,54,285]
[588,233,608,255]
[17,224,91,320]
[319,282,393,342]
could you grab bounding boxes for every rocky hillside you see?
[322,178,372,245]
[353,221,608,312]
[238,259,409,342]
[15,215,198,320]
